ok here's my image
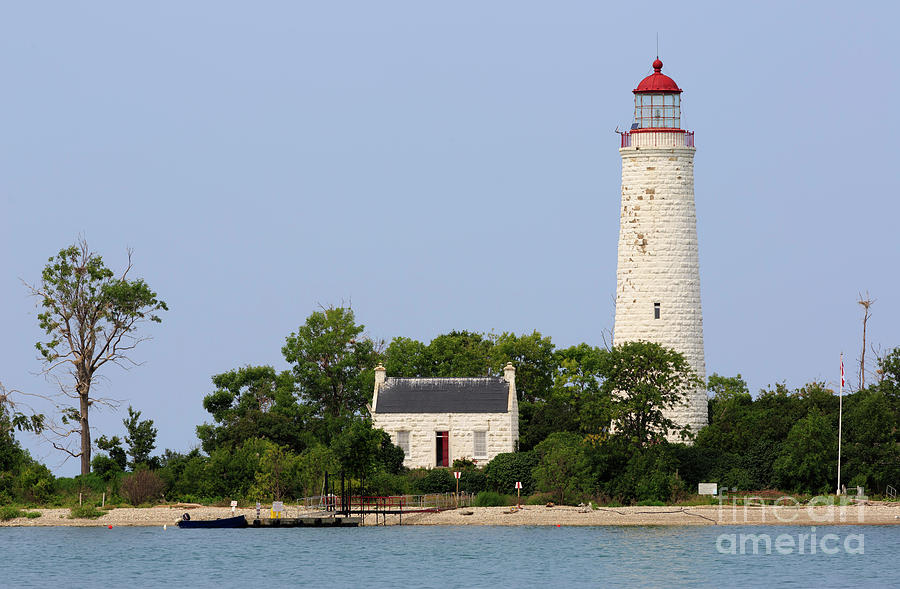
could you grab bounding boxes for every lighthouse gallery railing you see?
[620,130,694,148]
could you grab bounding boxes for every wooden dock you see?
[250,516,360,527]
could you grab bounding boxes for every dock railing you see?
[302,492,471,514]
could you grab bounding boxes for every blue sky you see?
[2,1,897,475]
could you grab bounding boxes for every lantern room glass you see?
[634,94,680,129]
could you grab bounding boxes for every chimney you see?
[503,362,515,384]
[371,364,387,414]
[503,362,517,414]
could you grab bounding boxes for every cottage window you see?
[473,431,487,459]
[654,302,661,319]
[397,431,410,457]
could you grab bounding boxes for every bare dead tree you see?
[24,239,166,475]
[870,344,888,385]
[857,293,875,390]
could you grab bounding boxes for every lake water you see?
[1,525,897,588]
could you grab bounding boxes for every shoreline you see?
[3,503,899,527]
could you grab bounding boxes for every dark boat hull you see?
[176,515,248,529]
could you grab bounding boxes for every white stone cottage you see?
[369,363,519,469]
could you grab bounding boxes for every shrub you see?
[603,444,680,504]
[91,454,123,481]
[0,506,23,521]
[717,467,755,492]
[363,471,409,496]
[459,469,487,494]
[532,432,590,504]
[376,430,406,475]
[636,499,665,507]
[525,492,555,505]
[25,510,41,519]
[69,506,104,519]
[473,491,507,507]
[483,452,538,495]
[15,462,56,503]
[120,469,165,505]
[416,469,454,494]
[297,445,340,498]
[452,457,477,470]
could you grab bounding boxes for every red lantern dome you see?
[634,59,682,94]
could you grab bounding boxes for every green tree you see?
[421,331,493,377]
[841,387,900,494]
[27,240,166,474]
[123,406,157,469]
[773,407,836,493]
[603,341,701,448]
[489,331,557,402]
[376,429,406,475]
[532,432,590,504]
[877,347,900,401]
[483,451,538,495]
[553,344,610,435]
[249,444,301,501]
[707,373,751,422]
[382,337,427,377]
[605,443,683,503]
[297,445,340,498]
[517,397,580,452]
[197,365,311,453]
[330,420,382,483]
[201,437,276,500]
[282,307,378,420]
[95,435,127,472]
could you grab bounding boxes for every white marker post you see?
[515,481,523,508]
[454,471,461,507]
[230,500,237,515]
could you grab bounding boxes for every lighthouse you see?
[613,58,708,434]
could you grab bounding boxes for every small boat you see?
[176,514,248,529]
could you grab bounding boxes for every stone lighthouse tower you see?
[613,58,708,434]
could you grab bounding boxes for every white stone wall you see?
[614,143,708,434]
[373,411,517,469]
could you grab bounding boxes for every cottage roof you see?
[375,377,510,413]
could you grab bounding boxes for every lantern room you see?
[633,58,682,129]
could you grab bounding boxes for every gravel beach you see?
[3,502,898,527]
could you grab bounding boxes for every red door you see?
[436,431,449,467]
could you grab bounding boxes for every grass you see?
[472,491,507,507]
[674,495,721,506]
[69,505,105,519]
[636,499,665,507]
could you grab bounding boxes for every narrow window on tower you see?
[654,302,661,319]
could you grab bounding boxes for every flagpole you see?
[837,353,843,496]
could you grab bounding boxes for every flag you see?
[840,354,845,389]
